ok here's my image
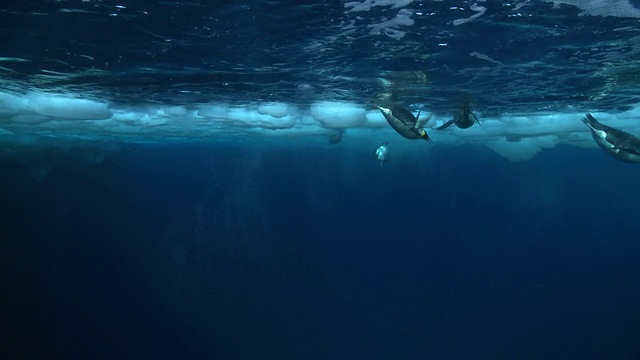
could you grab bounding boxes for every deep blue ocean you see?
[2,1,640,359]
[2,143,640,359]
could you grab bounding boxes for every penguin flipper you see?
[614,141,640,156]
[471,112,480,125]
[416,113,433,129]
[436,118,456,130]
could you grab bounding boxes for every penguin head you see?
[419,129,432,143]
[377,106,392,117]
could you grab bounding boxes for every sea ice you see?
[2,89,640,162]
[27,93,112,120]
[310,101,367,128]
[257,102,293,118]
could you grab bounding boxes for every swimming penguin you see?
[582,113,640,163]
[436,102,479,130]
[328,129,344,145]
[375,142,389,166]
[377,102,432,142]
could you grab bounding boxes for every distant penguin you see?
[377,102,432,142]
[375,142,389,166]
[582,113,640,163]
[436,102,479,130]
[328,129,344,145]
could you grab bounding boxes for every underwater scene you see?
[1,1,640,359]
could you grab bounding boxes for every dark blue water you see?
[2,144,639,359]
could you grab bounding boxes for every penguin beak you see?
[420,129,432,143]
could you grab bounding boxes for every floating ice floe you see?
[27,93,112,120]
[257,102,294,118]
[0,92,27,114]
[2,90,640,162]
[197,103,229,119]
[310,101,367,128]
[226,106,297,129]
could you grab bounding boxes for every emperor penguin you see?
[375,142,389,167]
[377,101,432,142]
[436,101,479,130]
[582,113,640,163]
